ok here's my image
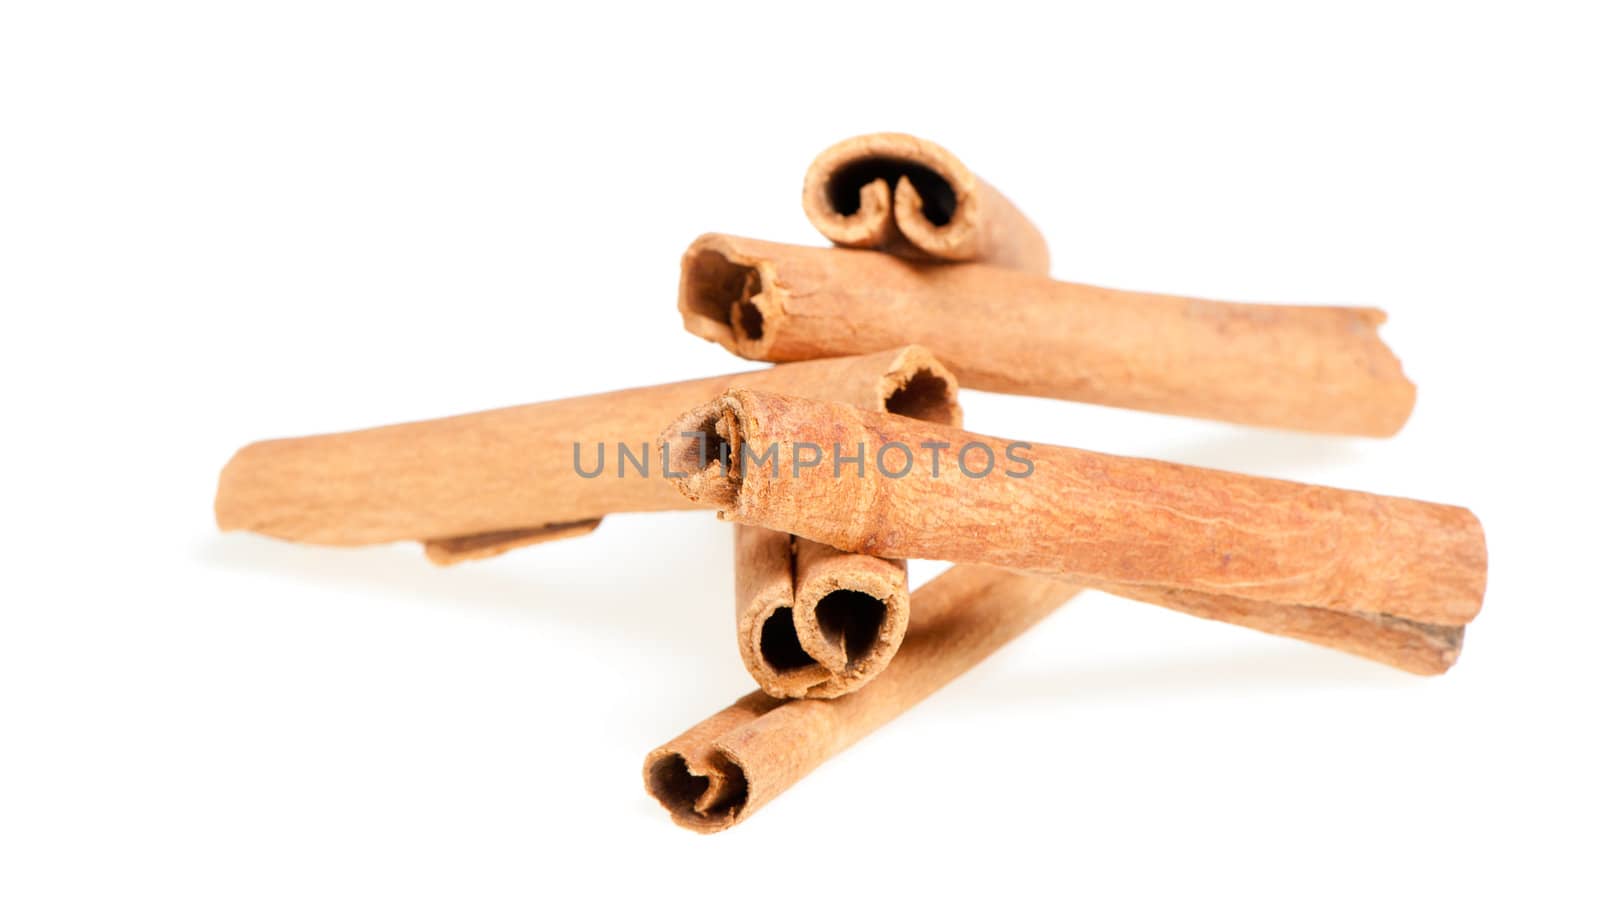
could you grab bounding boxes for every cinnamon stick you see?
[678,234,1416,436]
[735,526,911,698]
[801,132,1049,273]
[661,390,1486,673]
[1097,584,1463,675]
[730,353,962,699]
[215,346,960,564]
[645,566,1082,833]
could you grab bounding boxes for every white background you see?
[3,2,1596,907]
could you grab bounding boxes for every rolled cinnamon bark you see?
[215,346,961,564]
[735,526,912,699]
[678,234,1417,436]
[730,353,961,699]
[661,390,1486,673]
[645,565,1082,833]
[801,132,1049,273]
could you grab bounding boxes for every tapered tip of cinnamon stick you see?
[215,438,347,543]
[1344,308,1418,437]
[802,132,983,263]
[213,440,278,534]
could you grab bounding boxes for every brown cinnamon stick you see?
[215,346,960,564]
[645,565,1082,833]
[1097,584,1463,675]
[679,234,1416,436]
[801,132,1049,273]
[734,138,1029,698]
[730,352,962,699]
[661,390,1486,673]
[735,526,912,698]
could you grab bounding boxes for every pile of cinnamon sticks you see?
[215,133,1487,833]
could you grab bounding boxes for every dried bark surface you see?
[801,132,1049,273]
[662,390,1487,673]
[725,349,961,698]
[215,346,959,563]
[646,566,1081,833]
[679,234,1416,436]
[216,348,961,695]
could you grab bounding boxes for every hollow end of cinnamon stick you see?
[747,602,836,695]
[797,586,899,675]
[726,350,954,699]
[804,132,977,256]
[735,526,834,697]
[678,234,782,361]
[873,343,963,427]
[661,366,964,515]
[660,399,742,512]
[644,724,759,834]
[792,549,911,690]
[801,132,1049,273]
[741,581,910,699]
[736,527,913,699]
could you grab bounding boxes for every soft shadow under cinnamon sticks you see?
[679,234,1416,436]
[646,566,1082,833]
[802,132,1049,273]
[662,390,1485,674]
